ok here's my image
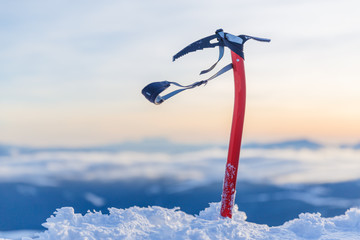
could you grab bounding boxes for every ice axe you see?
[142,29,270,218]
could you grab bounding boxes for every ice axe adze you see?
[142,29,270,218]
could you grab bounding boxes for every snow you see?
[23,203,360,240]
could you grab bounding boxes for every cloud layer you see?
[1,143,359,188]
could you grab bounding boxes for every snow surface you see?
[24,203,360,240]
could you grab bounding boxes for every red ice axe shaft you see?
[220,51,246,218]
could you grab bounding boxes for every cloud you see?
[0,144,359,188]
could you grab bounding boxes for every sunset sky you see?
[1,0,360,146]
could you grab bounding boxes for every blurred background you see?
[0,0,360,234]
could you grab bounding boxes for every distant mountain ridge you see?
[340,142,360,149]
[242,139,323,150]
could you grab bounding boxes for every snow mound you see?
[33,203,360,240]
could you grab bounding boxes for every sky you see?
[1,0,360,147]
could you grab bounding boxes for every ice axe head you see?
[173,29,271,62]
[141,29,270,105]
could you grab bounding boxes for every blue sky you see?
[1,0,360,146]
